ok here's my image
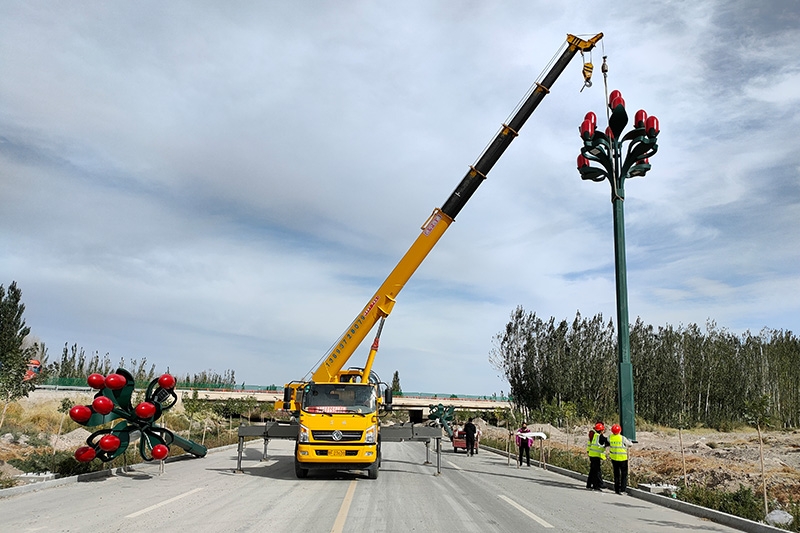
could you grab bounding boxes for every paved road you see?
[0,440,747,532]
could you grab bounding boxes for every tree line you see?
[490,306,800,430]
[0,282,39,428]
[48,343,158,383]
[44,343,237,389]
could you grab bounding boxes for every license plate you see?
[329,449,346,457]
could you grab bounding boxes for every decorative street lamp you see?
[577,88,660,442]
[70,368,207,463]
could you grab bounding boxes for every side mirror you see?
[276,386,296,411]
[383,388,393,412]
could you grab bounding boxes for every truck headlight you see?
[298,424,310,443]
[365,425,376,444]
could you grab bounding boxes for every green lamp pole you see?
[577,89,660,442]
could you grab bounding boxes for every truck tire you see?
[367,446,381,479]
[294,459,308,479]
[366,460,379,479]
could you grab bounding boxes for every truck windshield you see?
[303,384,376,414]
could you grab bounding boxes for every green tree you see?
[490,306,537,421]
[52,397,74,469]
[182,390,213,440]
[0,281,37,430]
[126,357,157,383]
[391,371,402,395]
[175,369,236,388]
[631,320,684,426]
[491,307,620,423]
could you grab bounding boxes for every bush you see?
[678,484,764,523]
[787,500,800,532]
[546,447,592,475]
[634,417,661,433]
[0,474,17,489]
[9,450,104,477]
[708,418,742,433]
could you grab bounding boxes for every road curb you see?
[0,443,239,500]
[482,445,786,533]
[0,466,131,499]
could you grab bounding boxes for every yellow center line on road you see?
[126,487,204,518]
[330,479,358,533]
[499,494,553,528]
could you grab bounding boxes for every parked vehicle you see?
[452,429,480,454]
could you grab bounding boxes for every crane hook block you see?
[582,62,594,87]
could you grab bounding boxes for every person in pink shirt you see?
[516,422,534,466]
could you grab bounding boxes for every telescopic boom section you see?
[311,208,453,383]
[310,33,603,384]
[441,32,602,219]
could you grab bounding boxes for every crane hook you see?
[580,50,594,92]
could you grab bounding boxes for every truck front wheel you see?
[367,447,381,479]
[366,460,379,479]
[294,459,308,479]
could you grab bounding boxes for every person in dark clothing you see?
[586,422,610,490]
[464,418,477,456]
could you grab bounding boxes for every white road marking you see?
[126,487,203,518]
[250,460,277,468]
[446,460,463,470]
[330,479,358,533]
[499,494,554,528]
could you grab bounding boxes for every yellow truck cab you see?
[294,381,383,479]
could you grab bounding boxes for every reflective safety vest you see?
[608,434,628,461]
[587,432,606,459]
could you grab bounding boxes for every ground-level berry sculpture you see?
[70,368,206,463]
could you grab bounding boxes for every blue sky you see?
[1,1,798,396]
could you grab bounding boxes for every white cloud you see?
[1,1,799,394]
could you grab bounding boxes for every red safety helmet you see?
[594,422,605,432]
[611,424,622,435]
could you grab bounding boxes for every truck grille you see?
[312,430,363,441]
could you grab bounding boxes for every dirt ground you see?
[475,420,800,504]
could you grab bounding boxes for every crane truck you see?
[278,33,603,479]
